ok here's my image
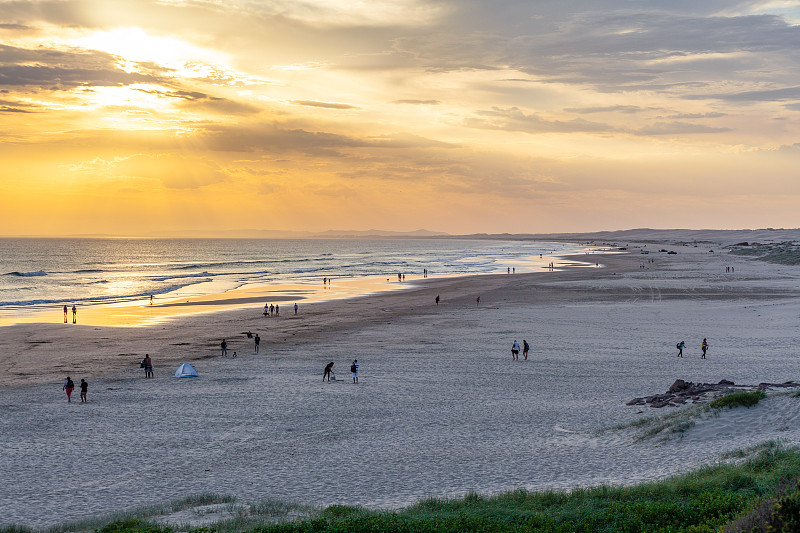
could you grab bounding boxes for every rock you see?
[626,398,646,406]
[669,379,692,392]
[718,379,735,385]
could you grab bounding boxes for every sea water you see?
[0,238,586,319]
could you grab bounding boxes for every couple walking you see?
[511,339,530,360]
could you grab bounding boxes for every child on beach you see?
[254,334,260,354]
[701,338,708,359]
[351,360,359,383]
[80,379,88,402]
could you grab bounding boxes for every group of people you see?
[62,304,77,324]
[62,376,88,402]
[262,302,299,316]
[676,338,709,358]
[511,339,530,360]
[323,359,360,383]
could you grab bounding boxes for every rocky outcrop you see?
[626,379,800,408]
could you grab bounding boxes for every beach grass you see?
[7,443,800,533]
[710,391,766,409]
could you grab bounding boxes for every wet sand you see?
[2,234,800,528]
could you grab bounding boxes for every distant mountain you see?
[449,228,800,245]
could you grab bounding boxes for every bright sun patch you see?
[73,27,228,72]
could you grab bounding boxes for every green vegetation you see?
[5,444,800,533]
[710,391,766,410]
[729,242,800,265]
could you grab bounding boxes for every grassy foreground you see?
[5,443,800,533]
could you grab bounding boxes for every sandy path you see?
[2,238,800,528]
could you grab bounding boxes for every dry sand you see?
[2,232,800,528]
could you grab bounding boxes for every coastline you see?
[3,231,800,528]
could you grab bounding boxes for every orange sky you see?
[2,1,800,236]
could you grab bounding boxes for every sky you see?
[1,0,800,236]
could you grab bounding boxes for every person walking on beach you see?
[275,304,280,316]
[79,379,88,402]
[523,339,530,360]
[72,304,77,324]
[254,334,260,354]
[144,354,153,378]
[269,304,274,316]
[677,341,685,357]
[264,303,269,316]
[435,295,440,305]
[63,305,68,323]
[701,338,709,359]
[351,359,359,383]
[221,339,228,357]
[511,340,520,360]
[63,376,74,403]
[323,361,334,382]
[476,296,480,307]
[294,303,298,315]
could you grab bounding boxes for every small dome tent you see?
[173,362,199,378]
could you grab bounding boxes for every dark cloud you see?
[0,23,29,30]
[199,123,368,156]
[134,88,260,115]
[290,100,359,109]
[0,44,159,88]
[0,105,31,113]
[685,86,800,102]
[465,106,611,134]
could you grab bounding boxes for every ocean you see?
[0,238,585,319]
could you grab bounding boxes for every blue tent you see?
[173,362,199,378]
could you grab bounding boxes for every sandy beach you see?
[2,231,800,529]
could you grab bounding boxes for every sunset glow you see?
[2,1,800,236]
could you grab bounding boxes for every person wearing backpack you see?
[676,341,685,357]
[63,376,74,403]
[351,360,359,383]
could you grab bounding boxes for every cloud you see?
[667,112,727,119]
[0,24,29,30]
[392,99,441,105]
[199,123,368,155]
[564,105,644,114]
[0,44,160,88]
[290,100,359,109]
[465,106,611,134]
[0,105,32,113]
[632,121,731,135]
[685,85,800,102]
[134,88,260,114]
